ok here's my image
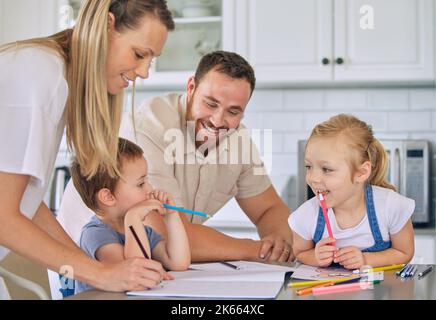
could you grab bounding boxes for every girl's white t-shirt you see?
[0,46,68,260]
[288,185,415,250]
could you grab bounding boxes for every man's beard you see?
[186,94,230,151]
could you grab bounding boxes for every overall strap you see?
[313,207,326,244]
[363,184,391,252]
[364,184,383,243]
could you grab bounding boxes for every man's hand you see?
[334,246,365,270]
[259,234,293,263]
[314,237,337,267]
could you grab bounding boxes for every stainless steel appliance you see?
[48,166,70,216]
[297,139,432,226]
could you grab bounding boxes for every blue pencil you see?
[400,264,412,278]
[163,204,211,218]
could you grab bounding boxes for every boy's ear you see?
[354,161,371,183]
[96,188,116,208]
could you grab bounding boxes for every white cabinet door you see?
[412,234,436,264]
[236,0,434,85]
[334,0,434,82]
[0,0,64,46]
[236,0,333,84]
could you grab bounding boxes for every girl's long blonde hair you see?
[308,114,396,191]
[0,0,174,179]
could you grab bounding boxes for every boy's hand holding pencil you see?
[150,190,178,215]
[126,198,165,223]
[126,190,178,222]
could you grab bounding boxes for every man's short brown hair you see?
[70,138,144,211]
[194,51,256,96]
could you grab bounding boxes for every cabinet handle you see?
[335,57,344,65]
[321,58,330,65]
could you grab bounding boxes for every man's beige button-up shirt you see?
[120,93,271,224]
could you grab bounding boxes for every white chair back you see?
[0,266,49,300]
[0,276,11,300]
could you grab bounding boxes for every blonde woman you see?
[0,0,174,292]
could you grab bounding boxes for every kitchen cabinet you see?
[139,0,236,89]
[0,0,65,46]
[235,0,434,85]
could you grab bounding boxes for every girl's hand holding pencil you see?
[334,246,365,270]
[315,237,337,267]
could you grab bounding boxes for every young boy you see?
[71,138,191,293]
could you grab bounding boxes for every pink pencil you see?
[312,281,371,295]
[318,193,334,240]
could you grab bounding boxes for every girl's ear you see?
[96,188,116,208]
[354,161,372,183]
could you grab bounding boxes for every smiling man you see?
[121,51,293,263]
[59,51,293,263]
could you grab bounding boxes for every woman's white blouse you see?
[0,46,68,260]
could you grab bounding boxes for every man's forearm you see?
[185,223,261,262]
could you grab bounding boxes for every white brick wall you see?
[325,90,367,109]
[367,90,409,110]
[388,112,432,131]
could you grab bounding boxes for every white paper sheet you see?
[127,280,284,299]
[290,264,383,281]
[172,261,295,282]
[127,261,295,299]
[291,264,356,281]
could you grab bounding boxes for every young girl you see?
[289,114,415,270]
[71,138,191,293]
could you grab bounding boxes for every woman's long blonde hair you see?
[0,0,174,179]
[308,114,396,191]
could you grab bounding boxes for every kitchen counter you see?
[67,265,436,300]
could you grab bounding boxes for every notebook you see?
[127,261,295,299]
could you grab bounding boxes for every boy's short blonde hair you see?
[70,138,144,211]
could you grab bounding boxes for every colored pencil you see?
[318,193,334,240]
[312,281,372,295]
[219,261,240,270]
[405,264,416,277]
[400,264,413,278]
[129,225,149,259]
[163,204,210,218]
[361,264,405,273]
[288,276,359,288]
[331,276,362,285]
[297,282,335,296]
[409,265,418,277]
[418,265,433,278]
[396,264,409,276]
